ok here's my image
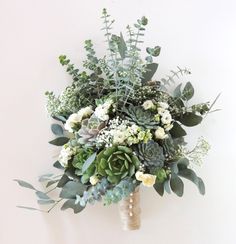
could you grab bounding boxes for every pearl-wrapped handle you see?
[118,187,141,230]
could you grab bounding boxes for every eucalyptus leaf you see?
[46,180,59,188]
[14,179,36,190]
[164,180,171,194]
[170,122,187,138]
[49,137,69,146]
[142,63,158,82]
[182,82,194,100]
[170,173,184,197]
[59,181,87,199]
[117,32,127,59]
[52,115,67,123]
[57,174,70,188]
[35,191,50,200]
[173,83,182,97]
[197,177,205,195]
[82,152,97,173]
[38,174,54,182]
[178,113,202,127]
[17,206,43,211]
[53,161,64,169]
[51,124,64,136]
[153,182,164,196]
[37,199,55,205]
[61,199,85,214]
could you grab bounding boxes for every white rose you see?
[135,171,156,187]
[161,110,172,125]
[157,107,166,115]
[64,113,81,132]
[89,175,99,185]
[158,102,169,109]
[165,123,173,131]
[78,106,93,118]
[142,100,155,110]
[155,126,168,140]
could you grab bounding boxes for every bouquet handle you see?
[118,187,141,230]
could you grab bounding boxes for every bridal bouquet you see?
[15,9,217,230]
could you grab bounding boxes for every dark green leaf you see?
[59,181,87,199]
[61,199,85,214]
[178,112,202,127]
[35,191,50,200]
[170,122,187,138]
[197,177,205,195]
[178,168,198,184]
[177,158,189,170]
[52,115,67,123]
[57,174,70,188]
[37,199,55,205]
[153,182,164,196]
[182,82,194,100]
[82,152,97,173]
[49,137,69,146]
[142,63,158,82]
[14,179,36,190]
[51,124,64,136]
[170,173,184,197]
[53,161,64,169]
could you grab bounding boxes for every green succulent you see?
[135,140,164,169]
[96,145,140,184]
[72,148,95,184]
[78,116,106,147]
[123,105,158,129]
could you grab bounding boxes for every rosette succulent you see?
[96,146,140,184]
[77,116,106,147]
[123,105,158,129]
[72,148,96,184]
[135,140,164,169]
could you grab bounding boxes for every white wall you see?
[0,0,235,243]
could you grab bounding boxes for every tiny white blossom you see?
[94,99,113,121]
[157,107,166,116]
[58,146,74,167]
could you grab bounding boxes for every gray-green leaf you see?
[182,82,194,100]
[82,152,97,173]
[14,179,36,190]
[61,199,85,214]
[142,63,158,82]
[170,122,187,138]
[51,124,64,136]
[170,173,184,197]
[59,181,87,199]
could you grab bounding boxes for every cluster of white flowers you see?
[155,102,173,140]
[64,106,93,132]
[97,117,152,147]
[94,99,113,121]
[58,145,75,167]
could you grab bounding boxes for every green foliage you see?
[135,140,164,169]
[123,105,158,129]
[51,124,64,136]
[182,82,194,100]
[177,112,203,127]
[96,146,140,184]
[59,181,87,199]
[49,137,69,146]
[14,179,36,190]
[72,149,95,184]
[103,178,136,205]
[61,199,85,213]
[170,122,187,138]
